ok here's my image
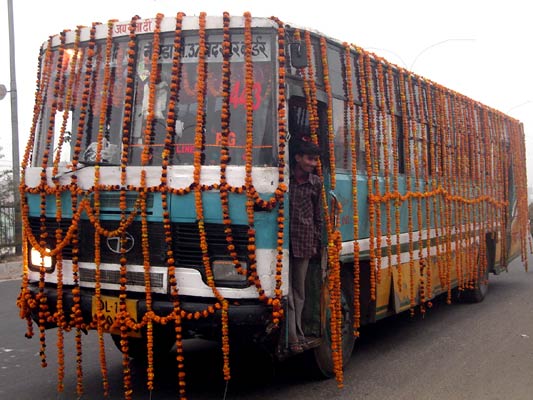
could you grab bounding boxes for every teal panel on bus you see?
[84,192,165,222]
[331,172,444,243]
[169,191,285,250]
[26,193,73,218]
[333,172,369,241]
[26,191,170,222]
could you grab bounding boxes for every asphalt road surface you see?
[1,257,532,400]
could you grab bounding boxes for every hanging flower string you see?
[160,11,187,396]
[243,12,263,307]
[141,13,164,392]
[51,30,70,394]
[320,37,337,189]
[357,52,378,301]
[37,30,67,372]
[375,61,392,277]
[191,12,232,381]
[298,29,344,386]
[270,16,288,325]
[91,19,118,397]
[344,44,361,336]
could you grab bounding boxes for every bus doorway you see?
[286,96,330,353]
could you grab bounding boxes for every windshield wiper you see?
[52,161,119,180]
[78,160,120,167]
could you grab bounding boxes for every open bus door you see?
[286,95,355,376]
[286,96,327,348]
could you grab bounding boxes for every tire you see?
[460,264,489,303]
[458,233,496,303]
[312,278,356,378]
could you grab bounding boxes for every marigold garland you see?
[218,13,251,298]
[140,14,165,391]
[425,84,441,300]
[398,72,416,312]
[299,29,344,386]
[243,13,263,307]
[343,43,361,335]
[405,72,427,312]
[159,11,187,394]
[270,16,288,325]
[375,60,392,277]
[320,37,337,189]
[357,52,378,302]
[383,61,403,291]
[418,83,432,305]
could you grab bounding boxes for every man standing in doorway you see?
[288,139,323,353]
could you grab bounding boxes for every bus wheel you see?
[111,326,176,361]
[312,280,356,378]
[460,265,489,303]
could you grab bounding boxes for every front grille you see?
[29,217,250,277]
[172,222,249,267]
[94,192,154,210]
[28,217,74,259]
[78,220,167,265]
[79,267,164,288]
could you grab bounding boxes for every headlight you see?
[29,247,55,273]
[212,259,247,284]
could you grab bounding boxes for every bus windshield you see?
[33,31,277,168]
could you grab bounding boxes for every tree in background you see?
[0,146,15,259]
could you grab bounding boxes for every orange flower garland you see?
[320,37,337,189]
[357,52,378,302]
[270,16,288,325]
[37,29,69,372]
[91,19,118,397]
[139,13,165,391]
[398,72,416,311]
[343,44,361,335]
[300,29,344,386]
[243,12,263,305]
[366,54,383,287]
[159,11,187,394]
[375,61,392,276]
[420,82,432,307]
[192,11,231,381]
[219,12,247,290]
[384,62,403,291]
[405,73,426,312]
[50,29,74,393]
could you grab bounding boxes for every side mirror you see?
[289,42,308,68]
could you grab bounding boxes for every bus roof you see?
[44,15,280,49]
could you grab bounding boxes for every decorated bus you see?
[17,11,530,399]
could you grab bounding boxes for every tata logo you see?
[106,232,135,254]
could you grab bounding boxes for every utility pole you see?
[7,0,21,255]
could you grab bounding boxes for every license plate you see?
[91,295,140,337]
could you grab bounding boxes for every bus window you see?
[70,40,128,165]
[288,96,330,170]
[129,33,277,167]
[53,110,72,165]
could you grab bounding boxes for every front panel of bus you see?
[23,17,287,330]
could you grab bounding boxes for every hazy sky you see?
[1,0,532,186]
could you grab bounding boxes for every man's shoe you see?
[289,343,304,354]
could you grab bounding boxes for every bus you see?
[17,11,530,398]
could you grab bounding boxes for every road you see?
[1,258,533,400]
